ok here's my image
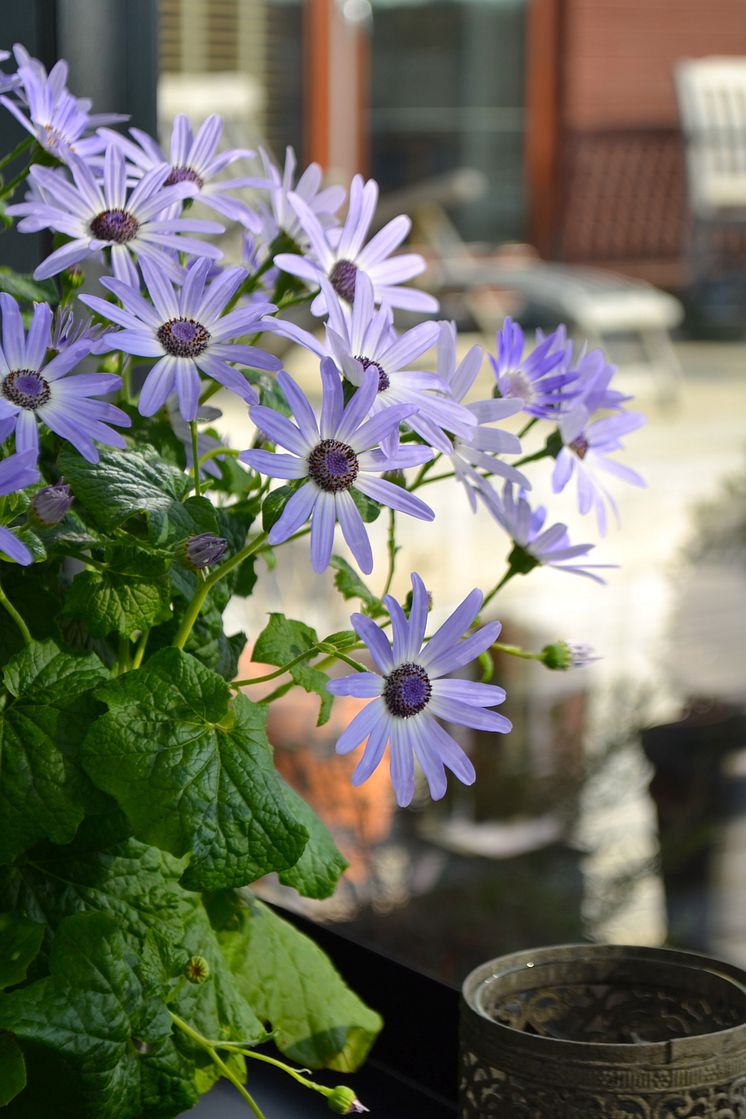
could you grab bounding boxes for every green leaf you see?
[3,639,108,706]
[215,897,382,1071]
[278,782,348,899]
[350,487,381,524]
[0,1032,25,1106]
[63,570,172,638]
[0,642,108,863]
[253,613,332,724]
[171,902,264,1060]
[57,446,192,543]
[82,649,308,890]
[329,556,386,617]
[0,912,199,1118]
[0,817,191,963]
[0,914,44,991]
[0,268,58,305]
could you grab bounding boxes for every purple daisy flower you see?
[491,483,613,583]
[240,359,435,574]
[490,317,576,418]
[0,294,130,463]
[0,45,126,164]
[551,404,646,535]
[285,274,472,454]
[437,321,527,508]
[0,48,21,96]
[327,572,511,806]
[98,114,257,224]
[0,450,39,564]
[242,145,346,250]
[274,173,438,316]
[80,256,281,420]
[548,328,631,414]
[50,304,112,356]
[7,144,223,285]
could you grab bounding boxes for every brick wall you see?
[551,0,746,280]
[561,0,746,130]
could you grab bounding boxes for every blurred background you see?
[3,0,746,987]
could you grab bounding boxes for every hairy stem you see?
[169,1013,267,1119]
[0,578,31,645]
[172,532,268,650]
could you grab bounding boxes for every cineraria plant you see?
[0,44,645,1119]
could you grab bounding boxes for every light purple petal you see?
[327,671,383,699]
[310,491,337,573]
[335,697,387,755]
[0,525,33,565]
[239,449,305,480]
[354,475,434,521]
[336,490,373,574]
[277,370,319,444]
[268,481,318,544]
[418,588,484,673]
[389,719,415,807]
[350,612,394,674]
[139,356,177,415]
[431,678,506,706]
[351,716,391,786]
[423,713,477,785]
[427,693,512,734]
[422,621,502,679]
[250,405,309,456]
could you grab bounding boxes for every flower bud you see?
[184,533,227,569]
[184,955,210,984]
[541,640,598,670]
[326,1085,369,1114]
[31,481,73,526]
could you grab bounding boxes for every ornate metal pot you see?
[459,943,746,1117]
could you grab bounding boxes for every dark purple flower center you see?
[157,318,211,358]
[329,259,358,303]
[89,209,140,244]
[307,438,359,493]
[2,369,51,410]
[383,662,432,718]
[570,435,589,460]
[355,354,389,392]
[164,165,204,189]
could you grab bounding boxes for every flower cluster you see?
[0,41,646,1119]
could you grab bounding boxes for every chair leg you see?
[639,327,684,407]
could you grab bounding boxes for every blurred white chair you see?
[675,57,746,297]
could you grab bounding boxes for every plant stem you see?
[190,421,201,498]
[169,1013,267,1119]
[0,134,35,172]
[481,566,519,611]
[172,532,268,650]
[409,456,439,491]
[0,578,31,645]
[232,646,322,688]
[197,446,241,469]
[409,469,456,490]
[381,508,397,597]
[492,641,543,662]
[132,628,150,669]
[518,417,538,440]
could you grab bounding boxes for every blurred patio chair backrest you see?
[675,56,746,219]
